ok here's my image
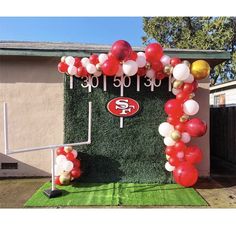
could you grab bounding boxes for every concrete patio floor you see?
[0,176,235,208]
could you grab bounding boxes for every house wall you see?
[210,88,236,106]
[0,55,210,177]
[0,56,64,176]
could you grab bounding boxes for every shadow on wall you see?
[0,56,62,83]
[0,153,50,177]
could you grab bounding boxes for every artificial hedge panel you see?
[64,75,173,183]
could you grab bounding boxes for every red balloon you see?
[101,59,120,76]
[165,146,175,156]
[73,159,81,168]
[74,57,82,68]
[176,91,190,102]
[137,67,147,77]
[89,54,99,65]
[173,162,199,187]
[185,118,207,137]
[71,168,81,178]
[164,99,183,117]
[58,62,68,73]
[170,57,182,67]
[175,123,185,132]
[183,83,194,93]
[167,116,179,125]
[156,72,166,80]
[174,141,187,152]
[168,156,183,166]
[151,60,163,72]
[56,147,66,156]
[110,40,132,61]
[128,51,138,61]
[66,152,75,161]
[185,145,203,164]
[55,176,62,185]
[192,80,198,92]
[77,67,89,77]
[145,43,163,63]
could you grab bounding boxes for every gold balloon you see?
[146,62,151,70]
[64,146,73,153]
[189,93,195,99]
[171,130,181,141]
[180,114,189,123]
[191,60,210,80]
[173,80,184,89]
[166,154,170,160]
[163,65,173,75]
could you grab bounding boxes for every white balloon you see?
[160,55,171,66]
[176,151,185,159]
[65,56,75,66]
[164,137,176,146]
[93,70,102,77]
[183,99,199,115]
[173,63,190,81]
[116,65,123,77]
[81,57,90,67]
[158,122,174,137]
[55,164,64,176]
[136,55,146,68]
[172,88,181,95]
[146,69,155,78]
[184,74,194,83]
[98,53,108,64]
[137,52,146,57]
[181,132,191,143]
[123,60,138,76]
[61,56,66,62]
[67,65,77,75]
[71,149,78,158]
[62,160,74,172]
[165,161,175,172]
[86,63,97,74]
[56,155,67,165]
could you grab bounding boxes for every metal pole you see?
[51,148,55,191]
[120,75,124,129]
[103,75,107,91]
[88,101,92,143]
[3,102,9,155]
[168,75,172,92]
[137,75,140,92]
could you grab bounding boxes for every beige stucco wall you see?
[0,55,210,177]
[0,56,64,176]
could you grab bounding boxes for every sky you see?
[0,17,146,46]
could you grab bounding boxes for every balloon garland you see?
[55,146,82,185]
[57,40,211,187]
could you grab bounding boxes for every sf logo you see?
[115,99,135,115]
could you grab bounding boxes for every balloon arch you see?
[56,40,210,187]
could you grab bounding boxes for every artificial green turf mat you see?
[24,182,208,207]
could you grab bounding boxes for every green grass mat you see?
[24,182,208,207]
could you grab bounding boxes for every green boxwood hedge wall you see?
[64,76,173,183]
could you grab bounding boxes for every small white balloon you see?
[172,88,181,95]
[98,53,108,64]
[71,149,78,158]
[55,164,64,176]
[137,52,146,57]
[56,155,67,165]
[65,56,75,66]
[176,151,185,159]
[136,55,146,68]
[173,63,190,81]
[183,99,199,115]
[158,122,175,137]
[181,132,191,143]
[146,69,155,78]
[184,74,194,83]
[164,137,176,146]
[165,161,175,172]
[62,160,74,172]
[116,65,123,77]
[160,55,171,66]
[81,57,90,67]
[93,70,102,77]
[61,56,66,62]
[123,60,138,76]
[86,63,97,74]
[67,65,77,75]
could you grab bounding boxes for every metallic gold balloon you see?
[191,60,210,80]
[64,146,73,153]
[166,154,170,160]
[173,80,184,89]
[180,114,189,123]
[171,130,181,141]
[163,65,173,75]
[146,62,151,70]
[182,60,191,68]
[189,93,195,99]
[96,63,102,71]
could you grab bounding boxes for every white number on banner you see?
[81,76,99,88]
[113,76,131,88]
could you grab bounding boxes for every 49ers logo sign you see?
[107,97,140,117]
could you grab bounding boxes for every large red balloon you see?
[170,57,181,67]
[56,147,66,156]
[185,145,203,164]
[173,162,199,187]
[73,159,81,168]
[55,176,62,185]
[164,99,183,117]
[165,146,176,156]
[58,62,68,73]
[175,123,185,132]
[151,60,163,72]
[145,43,163,63]
[101,59,120,76]
[66,152,75,162]
[185,118,207,137]
[89,54,99,65]
[137,67,147,77]
[174,141,187,152]
[71,168,81,179]
[167,116,179,125]
[176,91,190,102]
[74,57,82,68]
[110,40,132,61]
